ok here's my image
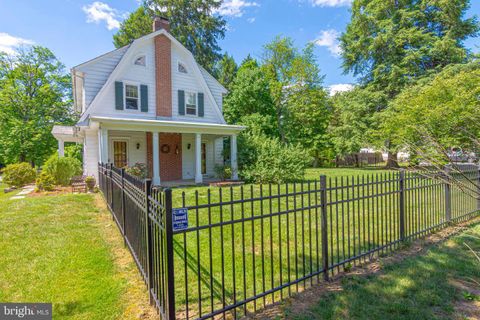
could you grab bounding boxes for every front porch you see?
[55,117,244,186]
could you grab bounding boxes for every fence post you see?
[445,167,452,222]
[164,188,176,319]
[399,170,405,241]
[121,168,126,244]
[144,179,153,304]
[320,175,329,281]
[477,168,480,211]
[109,163,114,210]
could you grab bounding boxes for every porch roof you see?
[88,116,246,135]
[51,125,83,142]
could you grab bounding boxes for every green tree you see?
[380,61,480,159]
[262,37,330,161]
[0,46,74,166]
[223,58,276,137]
[283,44,331,166]
[114,1,226,72]
[339,0,478,167]
[329,86,386,156]
[113,6,151,49]
[214,53,238,90]
[340,0,479,98]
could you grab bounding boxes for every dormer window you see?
[134,55,146,66]
[178,62,188,74]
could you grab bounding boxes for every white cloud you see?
[313,29,342,57]
[247,17,256,23]
[328,83,354,95]
[214,0,259,17]
[0,33,34,54]
[307,0,352,7]
[82,2,121,30]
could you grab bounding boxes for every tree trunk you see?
[386,152,400,168]
[312,150,320,168]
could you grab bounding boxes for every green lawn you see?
[284,221,480,320]
[304,167,391,180]
[0,187,154,320]
[162,167,478,318]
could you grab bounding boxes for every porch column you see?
[99,128,108,163]
[195,133,203,184]
[58,139,64,158]
[152,132,161,185]
[231,134,238,180]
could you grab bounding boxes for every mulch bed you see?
[28,186,85,197]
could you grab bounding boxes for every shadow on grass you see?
[289,222,480,320]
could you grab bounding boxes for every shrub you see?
[43,153,82,186]
[36,172,55,191]
[125,163,148,179]
[214,164,232,181]
[85,176,96,192]
[2,162,37,187]
[65,144,83,163]
[240,134,310,183]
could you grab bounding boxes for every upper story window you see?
[178,62,188,74]
[134,55,146,66]
[125,84,139,110]
[185,92,197,115]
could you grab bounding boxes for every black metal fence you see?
[98,163,480,320]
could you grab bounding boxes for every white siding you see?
[108,130,147,166]
[214,137,224,166]
[182,134,195,179]
[83,129,99,181]
[91,39,157,119]
[198,65,226,111]
[76,46,129,108]
[171,46,223,123]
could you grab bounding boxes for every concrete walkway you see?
[10,185,35,200]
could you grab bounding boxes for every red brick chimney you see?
[153,16,170,33]
[154,17,172,117]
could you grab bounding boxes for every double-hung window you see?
[125,84,139,110]
[185,92,197,115]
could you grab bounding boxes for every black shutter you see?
[178,90,185,115]
[198,92,204,117]
[115,81,124,110]
[140,84,148,112]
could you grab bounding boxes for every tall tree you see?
[0,46,74,166]
[114,1,226,73]
[380,61,480,159]
[329,87,386,156]
[113,6,151,49]
[283,44,331,166]
[262,37,329,149]
[223,58,277,136]
[214,53,238,90]
[339,0,478,166]
[340,0,479,98]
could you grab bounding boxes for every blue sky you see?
[0,0,478,91]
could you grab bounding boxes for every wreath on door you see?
[161,144,170,153]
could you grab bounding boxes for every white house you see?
[52,17,244,186]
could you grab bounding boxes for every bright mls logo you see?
[0,303,52,320]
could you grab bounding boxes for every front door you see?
[113,141,128,167]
